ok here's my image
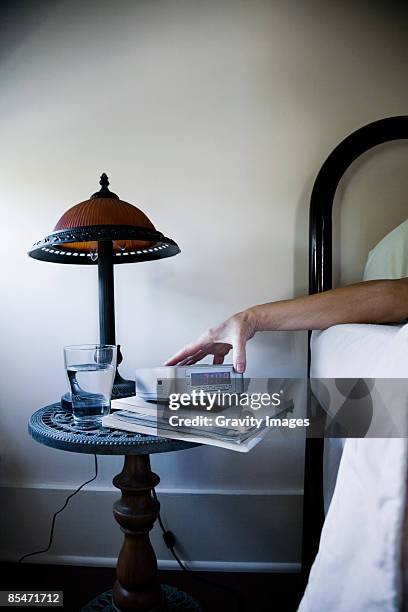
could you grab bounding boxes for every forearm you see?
[249,279,408,332]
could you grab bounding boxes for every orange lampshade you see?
[28,173,180,265]
[54,196,155,252]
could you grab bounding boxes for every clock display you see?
[190,371,231,387]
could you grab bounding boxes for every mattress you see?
[311,323,406,512]
[299,322,408,612]
[311,323,404,379]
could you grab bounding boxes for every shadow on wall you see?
[0,1,56,63]
[294,174,315,297]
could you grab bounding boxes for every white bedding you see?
[299,323,408,612]
[311,323,406,512]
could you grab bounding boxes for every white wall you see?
[1,0,408,569]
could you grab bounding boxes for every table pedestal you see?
[83,454,202,612]
[112,454,163,611]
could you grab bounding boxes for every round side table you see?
[28,404,201,612]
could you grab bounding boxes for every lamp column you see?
[98,240,116,346]
[97,239,135,398]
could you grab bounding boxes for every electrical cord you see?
[152,489,247,612]
[17,454,98,564]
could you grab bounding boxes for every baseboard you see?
[1,482,304,497]
[0,553,301,573]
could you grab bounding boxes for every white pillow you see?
[363,219,408,280]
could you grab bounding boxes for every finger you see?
[213,342,232,356]
[165,341,206,365]
[183,357,205,366]
[178,350,207,366]
[232,334,247,373]
[213,354,225,365]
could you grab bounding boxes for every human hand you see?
[165,309,257,373]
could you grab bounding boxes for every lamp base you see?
[112,373,136,399]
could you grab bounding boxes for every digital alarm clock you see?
[135,364,243,402]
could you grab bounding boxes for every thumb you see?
[233,335,247,373]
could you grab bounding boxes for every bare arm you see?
[253,279,408,331]
[165,279,408,373]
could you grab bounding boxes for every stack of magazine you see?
[102,395,271,452]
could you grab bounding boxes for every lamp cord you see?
[17,454,98,564]
[152,489,247,612]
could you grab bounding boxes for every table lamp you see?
[28,173,180,401]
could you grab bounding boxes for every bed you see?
[301,116,408,608]
[301,323,408,611]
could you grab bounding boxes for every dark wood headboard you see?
[302,116,408,577]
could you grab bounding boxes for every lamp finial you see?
[100,173,109,189]
[91,172,119,199]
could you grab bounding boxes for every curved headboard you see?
[302,115,408,578]
[309,116,408,294]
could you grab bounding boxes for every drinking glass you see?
[64,344,116,429]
